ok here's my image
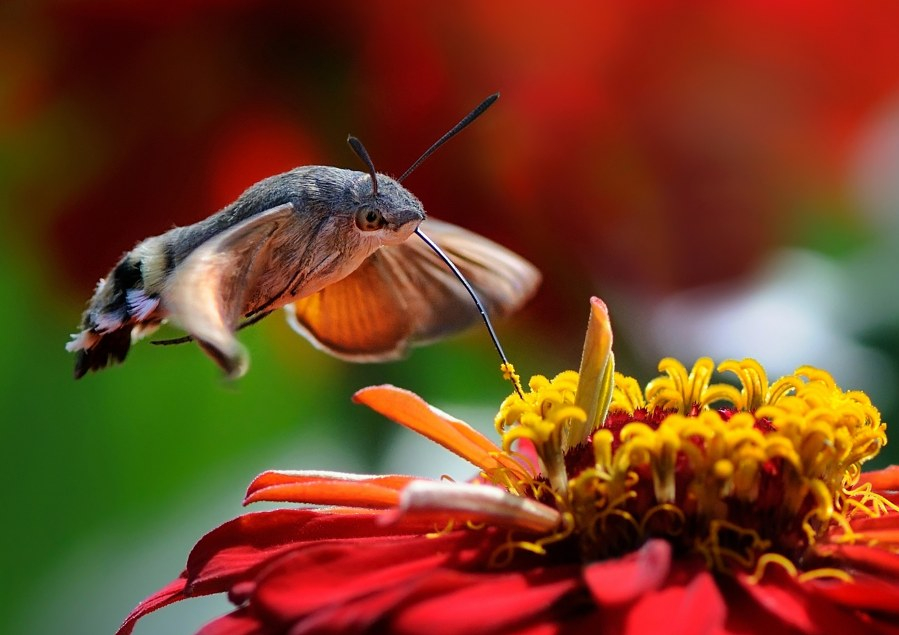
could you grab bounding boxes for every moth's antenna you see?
[415,227,523,398]
[398,93,499,184]
[347,135,379,197]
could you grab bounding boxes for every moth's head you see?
[342,94,498,247]
[348,172,425,245]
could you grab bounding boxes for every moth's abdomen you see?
[72,327,132,378]
[68,244,165,378]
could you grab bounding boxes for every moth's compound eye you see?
[355,208,385,232]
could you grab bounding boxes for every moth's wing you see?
[284,217,541,361]
[165,202,296,378]
[284,253,414,361]
[398,218,542,341]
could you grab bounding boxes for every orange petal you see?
[244,470,418,508]
[354,385,530,479]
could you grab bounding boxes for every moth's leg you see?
[152,310,274,347]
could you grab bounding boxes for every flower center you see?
[495,358,888,573]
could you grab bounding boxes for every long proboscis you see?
[414,227,523,398]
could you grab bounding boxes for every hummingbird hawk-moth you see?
[67,94,540,379]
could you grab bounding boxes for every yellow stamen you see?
[494,356,891,575]
[496,371,586,493]
[749,553,799,582]
[500,362,524,397]
[797,568,853,583]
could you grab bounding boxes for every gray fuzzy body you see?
[68,166,425,378]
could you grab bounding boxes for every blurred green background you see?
[4,2,899,633]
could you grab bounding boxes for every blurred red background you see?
[9,1,897,331]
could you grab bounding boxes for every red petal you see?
[719,577,806,635]
[390,566,582,635]
[247,527,581,635]
[858,466,899,491]
[120,512,376,634]
[244,470,417,507]
[353,385,530,479]
[823,513,899,557]
[806,571,899,615]
[621,570,725,635]
[849,517,899,545]
[250,531,491,622]
[184,509,439,595]
[813,543,899,578]
[848,513,899,535]
[286,567,584,635]
[584,539,672,605]
[737,565,874,633]
[286,575,439,635]
[195,607,262,635]
[114,576,188,635]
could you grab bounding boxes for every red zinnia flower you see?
[117,298,899,634]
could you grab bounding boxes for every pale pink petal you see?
[382,480,560,533]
